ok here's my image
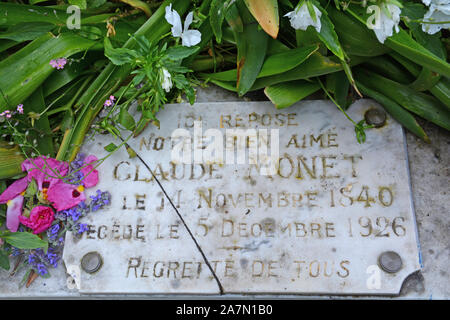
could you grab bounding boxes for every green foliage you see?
[0,231,48,250]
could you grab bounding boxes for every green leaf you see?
[355,69,450,131]
[401,2,446,60]
[327,7,389,57]
[87,0,107,8]
[258,44,319,77]
[24,178,38,198]
[118,108,136,131]
[225,2,244,33]
[0,143,25,180]
[357,81,430,143]
[0,250,10,271]
[166,46,200,60]
[0,23,54,42]
[202,52,361,91]
[251,52,350,90]
[385,30,450,79]
[29,0,51,4]
[210,0,231,43]
[0,33,99,111]
[328,71,350,109]
[0,231,47,250]
[264,80,321,109]
[314,4,345,60]
[69,0,88,10]
[430,78,450,110]
[344,6,450,78]
[24,87,55,157]
[104,143,118,152]
[104,37,138,66]
[61,109,75,131]
[410,68,441,92]
[362,55,414,84]
[235,22,269,96]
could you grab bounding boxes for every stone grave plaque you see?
[62,99,421,295]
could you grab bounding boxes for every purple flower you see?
[28,254,37,265]
[11,248,22,257]
[90,190,111,212]
[17,104,24,114]
[103,99,113,107]
[47,224,60,241]
[0,110,12,118]
[77,223,89,234]
[45,249,60,268]
[36,263,48,276]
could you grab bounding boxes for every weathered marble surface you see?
[0,86,448,299]
[63,98,420,295]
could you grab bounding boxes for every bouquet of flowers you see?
[0,154,110,286]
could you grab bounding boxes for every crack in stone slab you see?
[123,141,225,295]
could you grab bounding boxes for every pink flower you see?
[1,110,11,118]
[19,206,54,234]
[50,58,67,70]
[56,58,67,69]
[80,155,99,188]
[17,104,24,114]
[103,99,113,107]
[46,155,99,211]
[21,156,69,191]
[109,95,115,101]
[0,177,28,232]
[6,196,24,232]
[47,184,86,211]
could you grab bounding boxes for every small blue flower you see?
[77,223,89,234]
[36,263,48,276]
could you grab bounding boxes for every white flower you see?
[421,0,450,34]
[165,4,201,47]
[161,68,172,92]
[284,1,322,33]
[371,3,401,43]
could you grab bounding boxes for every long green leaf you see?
[201,44,318,81]
[0,231,47,250]
[327,7,389,57]
[0,249,9,271]
[357,81,430,143]
[385,30,450,78]
[25,87,55,157]
[264,80,320,109]
[258,44,319,77]
[0,142,25,179]
[251,52,350,90]
[0,3,114,26]
[345,6,450,78]
[235,22,268,95]
[355,69,450,130]
[0,32,100,110]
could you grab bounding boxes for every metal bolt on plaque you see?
[365,108,387,128]
[378,251,403,273]
[81,252,103,274]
